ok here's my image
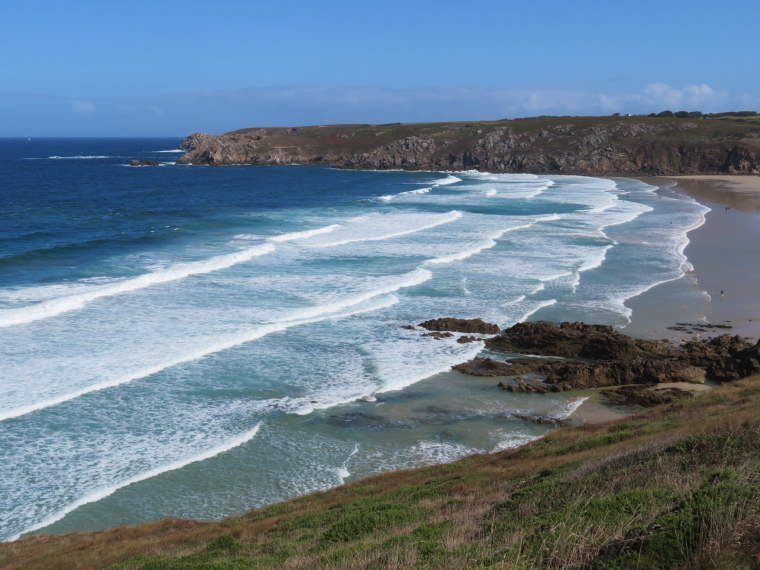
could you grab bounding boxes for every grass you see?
[1,376,759,569]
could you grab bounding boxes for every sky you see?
[1,0,758,136]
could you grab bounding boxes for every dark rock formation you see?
[600,385,694,408]
[512,413,571,427]
[176,117,760,175]
[452,321,757,394]
[484,321,676,360]
[457,335,486,344]
[129,160,159,166]
[422,331,455,340]
[456,355,705,389]
[681,335,760,381]
[419,318,500,335]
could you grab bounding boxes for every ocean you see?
[0,138,710,541]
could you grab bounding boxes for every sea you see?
[0,138,711,542]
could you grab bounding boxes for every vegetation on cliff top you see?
[2,376,758,569]
[176,114,760,175]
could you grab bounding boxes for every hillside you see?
[176,116,760,175]
[2,375,758,569]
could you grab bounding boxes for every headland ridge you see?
[177,114,760,176]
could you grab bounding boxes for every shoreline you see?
[11,171,760,541]
[649,175,760,341]
[571,174,760,423]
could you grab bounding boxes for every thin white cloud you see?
[71,99,96,114]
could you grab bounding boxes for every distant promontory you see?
[176,115,760,175]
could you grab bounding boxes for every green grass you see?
[2,377,760,569]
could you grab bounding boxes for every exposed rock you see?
[399,325,417,330]
[422,331,455,340]
[485,321,677,360]
[681,335,760,381]
[457,335,486,344]
[453,357,521,377]
[464,322,757,388]
[129,160,159,166]
[512,413,571,427]
[600,385,694,408]
[456,356,705,389]
[175,117,760,175]
[419,318,500,334]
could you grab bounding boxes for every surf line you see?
[7,424,262,542]
[309,211,462,247]
[0,243,276,329]
[0,270,431,422]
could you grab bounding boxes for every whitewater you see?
[0,138,709,541]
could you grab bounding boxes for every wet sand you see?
[625,176,760,343]
[572,175,760,424]
[662,176,760,341]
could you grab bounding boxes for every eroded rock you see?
[419,318,500,334]
[600,385,695,408]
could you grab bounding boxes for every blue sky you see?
[1,0,758,136]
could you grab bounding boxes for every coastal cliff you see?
[177,116,760,175]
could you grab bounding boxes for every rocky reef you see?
[452,321,760,400]
[418,317,500,334]
[176,116,760,175]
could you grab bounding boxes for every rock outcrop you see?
[129,160,159,166]
[454,355,705,390]
[680,335,760,381]
[484,321,676,360]
[418,318,500,335]
[453,321,759,393]
[600,385,695,408]
[175,117,760,175]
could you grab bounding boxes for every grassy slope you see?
[2,378,759,569]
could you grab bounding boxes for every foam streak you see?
[0,244,276,328]
[0,270,431,421]
[7,424,262,542]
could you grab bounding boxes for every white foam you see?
[154,149,185,153]
[268,224,340,242]
[491,433,541,452]
[0,269,432,421]
[47,155,111,159]
[577,244,614,274]
[8,424,262,541]
[560,397,589,419]
[336,444,360,485]
[401,187,432,196]
[308,211,462,247]
[425,214,561,265]
[484,189,497,197]
[432,175,461,186]
[512,299,558,326]
[0,244,276,328]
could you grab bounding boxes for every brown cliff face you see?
[176,116,760,175]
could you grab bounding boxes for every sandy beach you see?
[663,176,760,341]
[621,175,760,342]
[573,175,760,424]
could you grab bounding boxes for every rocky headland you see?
[176,116,760,175]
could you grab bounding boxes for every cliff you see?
[176,116,760,175]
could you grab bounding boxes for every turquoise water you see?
[0,139,709,540]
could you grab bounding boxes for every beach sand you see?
[624,175,760,343]
[572,175,760,424]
